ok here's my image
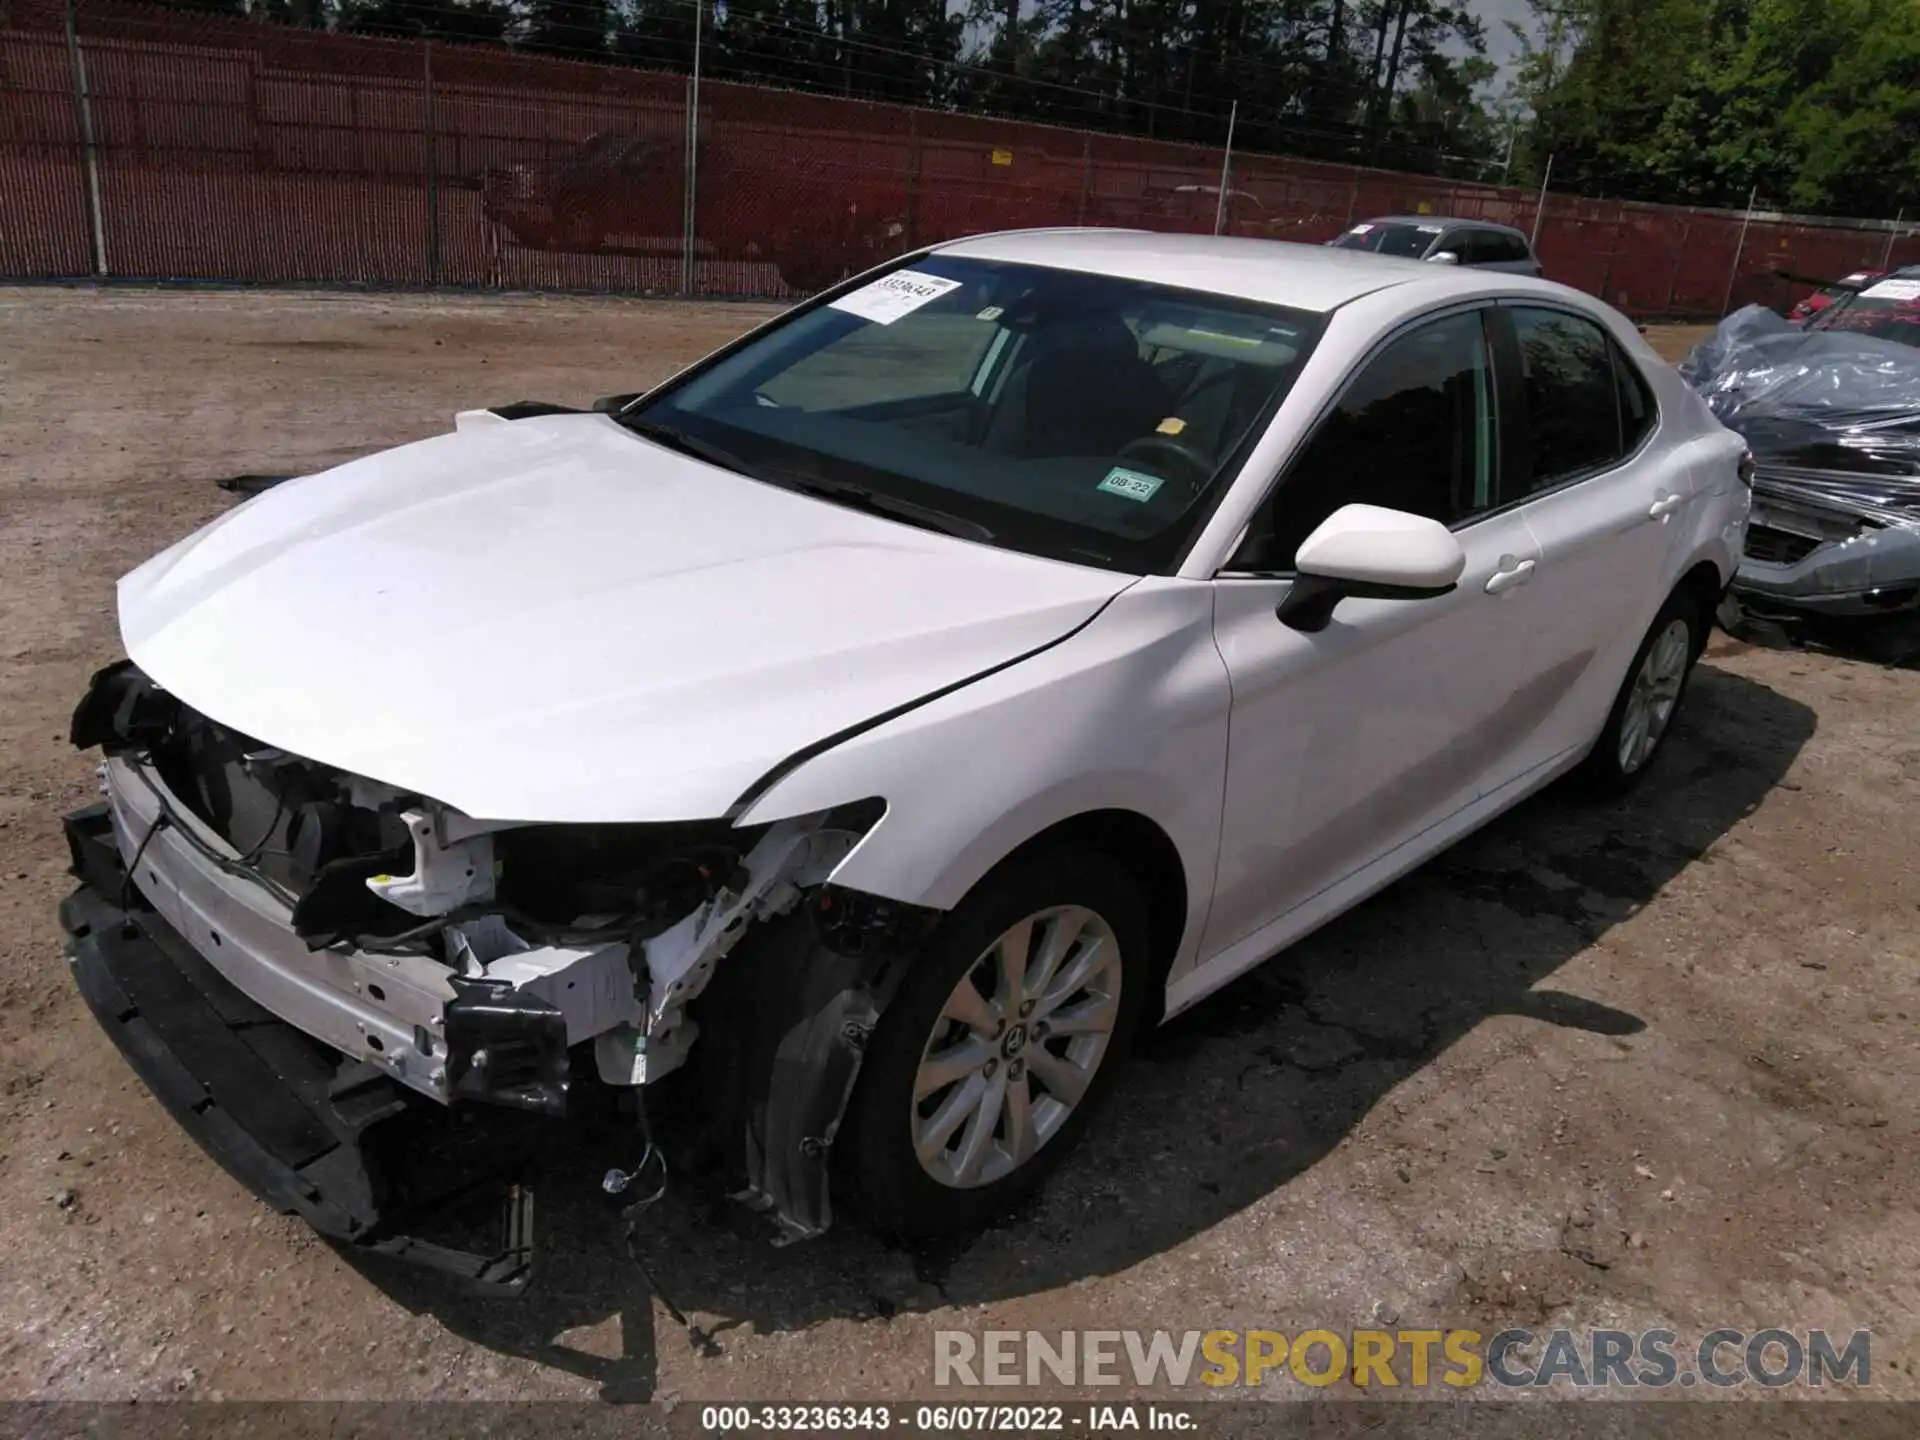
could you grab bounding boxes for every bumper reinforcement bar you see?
[60,802,539,1293]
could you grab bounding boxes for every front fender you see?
[735,578,1233,974]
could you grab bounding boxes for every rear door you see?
[1487,303,1696,781]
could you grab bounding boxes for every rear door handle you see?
[1648,494,1685,519]
[1484,559,1536,595]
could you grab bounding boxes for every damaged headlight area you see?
[68,659,886,1119]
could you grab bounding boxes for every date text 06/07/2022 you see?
[697,1403,1196,1432]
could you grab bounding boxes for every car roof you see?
[932,229,1476,313]
[1363,214,1528,237]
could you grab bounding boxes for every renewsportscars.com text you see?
[933,1328,1872,1389]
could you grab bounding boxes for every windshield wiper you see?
[771,474,996,544]
[619,415,992,542]
[619,416,762,479]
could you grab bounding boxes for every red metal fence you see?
[6,0,1918,315]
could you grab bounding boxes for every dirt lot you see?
[0,291,1915,1405]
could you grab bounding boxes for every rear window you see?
[1493,232,1534,264]
[1508,306,1657,492]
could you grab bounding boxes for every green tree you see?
[1511,0,1920,215]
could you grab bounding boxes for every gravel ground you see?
[0,291,1914,1405]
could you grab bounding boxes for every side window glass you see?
[1444,231,1478,264]
[1509,307,1622,493]
[1235,311,1495,571]
[1612,342,1657,450]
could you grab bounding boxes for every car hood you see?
[120,414,1133,823]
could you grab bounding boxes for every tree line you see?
[1506,0,1917,219]
[156,0,1917,217]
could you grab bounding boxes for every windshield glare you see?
[1331,222,1440,259]
[628,256,1322,572]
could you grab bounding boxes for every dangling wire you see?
[119,811,169,910]
[605,1093,718,1354]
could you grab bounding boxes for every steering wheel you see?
[1115,432,1218,493]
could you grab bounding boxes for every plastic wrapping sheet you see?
[1680,303,1920,485]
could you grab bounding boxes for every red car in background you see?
[1786,268,1889,323]
[482,131,910,292]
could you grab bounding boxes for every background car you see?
[1784,267,1890,324]
[1682,267,1920,623]
[481,130,911,292]
[1329,215,1543,275]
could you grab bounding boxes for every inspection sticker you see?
[1861,278,1920,301]
[829,269,962,325]
[1098,467,1165,502]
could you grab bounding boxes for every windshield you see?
[1331,222,1441,259]
[624,256,1323,572]
[1806,276,1920,347]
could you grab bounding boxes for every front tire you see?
[1575,589,1704,795]
[838,849,1149,1239]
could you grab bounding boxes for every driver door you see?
[1196,307,1547,965]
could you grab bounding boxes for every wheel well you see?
[977,809,1189,1014]
[1677,560,1726,653]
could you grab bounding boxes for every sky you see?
[1475,0,1536,82]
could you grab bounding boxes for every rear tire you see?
[838,849,1149,1239]
[1574,589,1704,796]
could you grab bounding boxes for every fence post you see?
[1213,100,1237,235]
[1664,220,1690,315]
[680,0,704,296]
[423,42,440,288]
[1077,132,1092,226]
[1597,204,1622,305]
[905,111,921,248]
[1528,153,1554,249]
[65,0,109,276]
[1720,184,1758,317]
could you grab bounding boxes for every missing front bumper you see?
[60,803,544,1292]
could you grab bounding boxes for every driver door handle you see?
[1484,559,1536,595]
[1648,493,1685,520]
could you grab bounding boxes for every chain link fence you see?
[5,0,1917,316]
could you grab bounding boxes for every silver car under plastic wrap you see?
[1682,302,1920,618]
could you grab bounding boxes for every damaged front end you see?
[1736,464,1920,618]
[61,659,905,1280]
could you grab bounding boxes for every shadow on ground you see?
[1722,601,1920,671]
[357,662,1815,1399]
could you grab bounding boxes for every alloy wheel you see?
[1618,617,1691,774]
[910,905,1124,1189]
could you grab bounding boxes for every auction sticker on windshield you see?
[830,270,964,325]
[1098,467,1165,502]
[1861,278,1920,301]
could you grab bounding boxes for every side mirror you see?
[1275,504,1466,632]
[1426,250,1461,266]
[591,392,643,414]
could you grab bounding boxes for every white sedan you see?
[63,230,1752,1262]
